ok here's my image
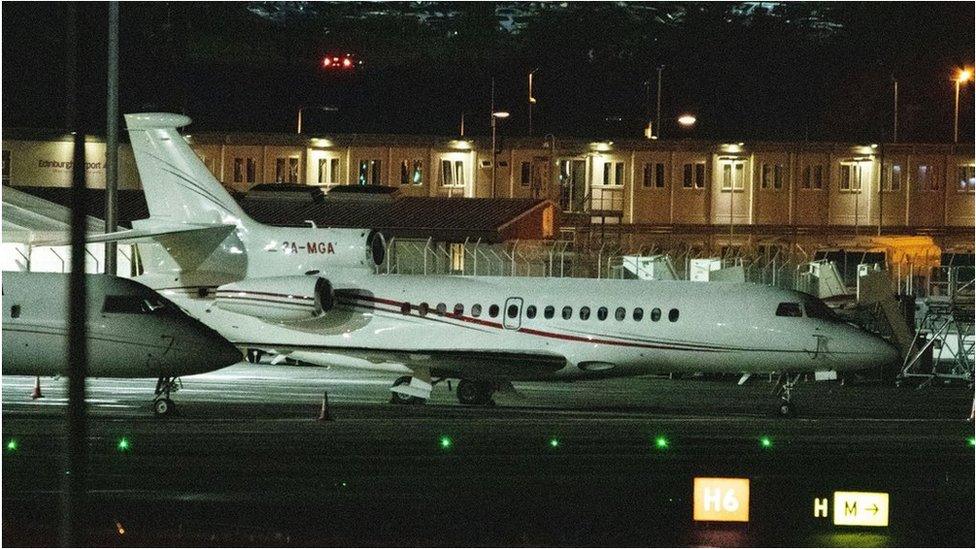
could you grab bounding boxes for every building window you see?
[520,162,531,187]
[813,165,823,189]
[760,164,772,189]
[958,165,975,192]
[234,157,257,185]
[275,157,299,183]
[655,163,665,188]
[441,160,465,187]
[615,162,625,186]
[400,160,424,186]
[684,162,705,189]
[916,164,938,191]
[358,159,382,185]
[839,163,862,193]
[318,158,340,184]
[801,166,811,189]
[642,163,655,188]
[601,161,624,186]
[720,162,745,191]
[774,164,784,189]
[882,163,902,192]
[2,149,10,184]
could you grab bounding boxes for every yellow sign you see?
[693,477,750,522]
[832,491,889,527]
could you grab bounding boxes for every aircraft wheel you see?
[153,398,175,417]
[390,376,424,405]
[457,379,492,406]
[776,399,793,417]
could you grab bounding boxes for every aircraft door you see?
[503,297,523,330]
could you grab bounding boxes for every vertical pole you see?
[62,3,89,546]
[892,79,899,143]
[954,79,961,143]
[491,78,497,198]
[528,70,535,136]
[297,107,303,134]
[655,66,663,139]
[104,1,119,276]
[459,112,465,137]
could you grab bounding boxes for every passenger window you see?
[436,303,447,315]
[11,304,21,318]
[418,302,429,316]
[507,304,519,318]
[615,307,626,321]
[597,307,608,321]
[471,304,482,317]
[526,305,537,319]
[400,302,411,315]
[633,307,643,321]
[544,305,555,319]
[579,307,591,320]
[489,304,499,318]
[651,308,661,322]
[669,308,679,322]
[775,302,803,317]
[453,303,464,316]
[562,306,573,320]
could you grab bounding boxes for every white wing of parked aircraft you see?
[1,271,242,415]
[118,112,899,416]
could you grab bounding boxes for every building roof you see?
[11,185,555,243]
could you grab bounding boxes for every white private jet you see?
[2,271,242,415]
[86,112,898,415]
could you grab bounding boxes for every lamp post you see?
[491,110,510,198]
[953,68,972,143]
[655,66,664,138]
[528,68,538,136]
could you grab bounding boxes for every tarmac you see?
[2,363,974,546]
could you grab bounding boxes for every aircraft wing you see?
[30,224,236,246]
[248,345,569,381]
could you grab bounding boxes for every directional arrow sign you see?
[832,491,889,527]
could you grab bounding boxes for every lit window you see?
[597,307,608,321]
[651,308,661,321]
[412,160,423,184]
[882,163,902,192]
[668,308,679,322]
[633,307,643,321]
[775,302,803,317]
[579,306,590,320]
[526,305,537,319]
[358,159,382,186]
[471,304,482,317]
[544,305,555,319]
[615,307,626,321]
[721,162,744,191]
[489,304,499,318]
[958,166,975,192]
[562,306,572,320]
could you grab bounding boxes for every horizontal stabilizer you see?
[31,224,236,246]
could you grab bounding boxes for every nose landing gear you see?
[773,373,799,417]
[153,376,181,417]
[456,379,495,406]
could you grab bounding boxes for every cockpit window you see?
[801,295,840,321]
[775,302,803,317]
[103,295,169,314]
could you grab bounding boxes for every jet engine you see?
[214,275,334,323]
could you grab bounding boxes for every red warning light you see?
[342,57,352,68]
[323,58,332,67]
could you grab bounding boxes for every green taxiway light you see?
[760,436,773,449]
[654,436,669,450]
[968,437,975,448]
[116,437,131,452]
[6,438,18,452]
[439,436,452,450]
[549,438,560,448]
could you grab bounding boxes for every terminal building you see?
[2,128,974,282]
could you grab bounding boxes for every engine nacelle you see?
[214,276,333,323]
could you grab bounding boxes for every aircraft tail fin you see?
[124,113,252,228]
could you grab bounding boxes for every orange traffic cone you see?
[317,392,333,421]
[30,376,43,400]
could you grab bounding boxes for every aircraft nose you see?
[214,338,244,368]
[860,331,901,370]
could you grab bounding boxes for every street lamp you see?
[491,111,510,198]
[528,68,538,136]
[953,67,972,143]
[677,114,697,128]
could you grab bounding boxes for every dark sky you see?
[2,2,973,142]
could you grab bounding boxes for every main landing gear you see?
[153,376,181,417]
[456,379,495,406]
[772,373,800,417]
[388,375,497,407]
